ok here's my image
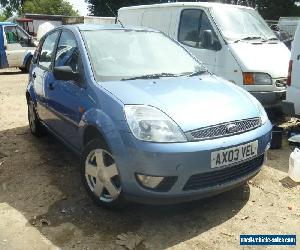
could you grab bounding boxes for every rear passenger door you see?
[177,9,220,72]
[46,30,85,149]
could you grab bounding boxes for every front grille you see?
[186,118,261,141]
[183,155,264,191]
[275,78,287,88]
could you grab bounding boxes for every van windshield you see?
[210,7,277,42]
[81,29,205,82]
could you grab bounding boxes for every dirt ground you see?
[0,68,299,250]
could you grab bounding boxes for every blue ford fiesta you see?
[26,24,272,208]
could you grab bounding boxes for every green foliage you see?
[85,0,154,16]
[23,0,79,16]
[221,0,300,19]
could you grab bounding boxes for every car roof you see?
[71,24,158,32]
[120,2,253,11]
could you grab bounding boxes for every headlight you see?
[257,101,268,124]
[245,92,269,125]
[243,73,272,85]
[124,105,187,142]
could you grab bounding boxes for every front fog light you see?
[136,174,164,189]
[136,174,178,192]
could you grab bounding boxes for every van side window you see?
[4,26,30,47]
[55,31,79,73]
[179,9,219,50]
[38,31,59,70]
[4,26,18,44]
[16,27,30,47]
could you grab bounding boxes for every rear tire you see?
[81,139,127,209]
[19,57,32,73]
[27,99,46,137]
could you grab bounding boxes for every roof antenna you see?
[105,2,125,28]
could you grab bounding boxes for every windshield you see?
[81,29,205,82]
[210,7,277,42]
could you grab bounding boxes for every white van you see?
[0,22,37,72]
[119,2,291,108]
[286,24,300,116]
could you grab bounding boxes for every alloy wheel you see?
[85,149,121,203]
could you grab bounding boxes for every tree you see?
[86,0,165,16]
[0,0,23,16]
[221,0,300,19]
[86,0,300,20]
[0,0,79,17]
[23,0,79,16]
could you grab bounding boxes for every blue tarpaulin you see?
[0,25,8,69]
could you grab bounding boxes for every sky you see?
[67,0,89,16]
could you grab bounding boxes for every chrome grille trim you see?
[275,78,287,88]
[186,118,261,141]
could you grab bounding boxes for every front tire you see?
[81,139,126,209]
[27,99,45,137]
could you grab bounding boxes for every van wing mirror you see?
[53,66,80,82]
[202,30,213,49]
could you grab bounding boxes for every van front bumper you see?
[113,122,272,205]
[250,90,286,108]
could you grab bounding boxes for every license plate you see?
[211,140,258,168]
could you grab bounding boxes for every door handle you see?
[32,72,36,79]
[297,55,300,60]
[49,82,55,90]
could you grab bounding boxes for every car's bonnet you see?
[100,75,259,132]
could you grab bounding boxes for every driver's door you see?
[4,25,34,67]
[46,30,85,150]
[3,25,23,67]
[177,9,220,72]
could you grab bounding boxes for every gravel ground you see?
[0,68,299,250]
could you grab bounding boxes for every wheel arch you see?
[82,125,109,148]
[26,81,37,104]
[22,51,33,68]
[79,108,129,173]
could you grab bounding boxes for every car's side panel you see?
[0,25,9,69]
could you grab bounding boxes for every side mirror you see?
[202,30,213,49]
[213,40,222,51]
[53,66,80,82]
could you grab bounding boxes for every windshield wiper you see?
[266,37,279,41]
[234,36,266,43]
[122,72,185,81]
[186,70,207,77]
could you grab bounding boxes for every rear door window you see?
[38,31,60,70]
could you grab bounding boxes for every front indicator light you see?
[243,73,254,85]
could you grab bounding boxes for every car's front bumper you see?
[250,90,286,108]
[112,122,272,205]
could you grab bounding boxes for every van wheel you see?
[19,57,32,73]
[81,139,126,209]
[25,57,32,72]
[27,99,45,137]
